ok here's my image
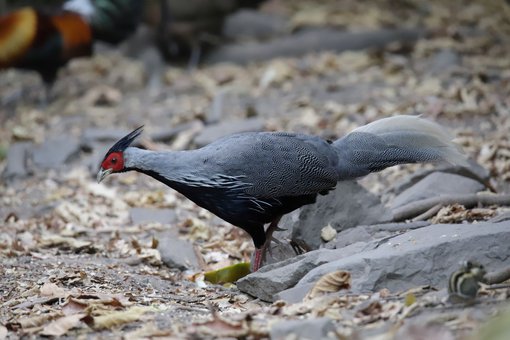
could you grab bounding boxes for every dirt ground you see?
[2,0,510,339]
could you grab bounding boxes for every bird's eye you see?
[111,157,117,164]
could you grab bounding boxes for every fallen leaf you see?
[192,315,246,337]
[305,270,351,300]
[62,298,88,315]
[91,306,153,330]
[405,293,417,307]
[204,263,251,284]
[8,312,62,330]
[40,313,86,337]
[40,282,66,297]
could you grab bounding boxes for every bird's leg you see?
[252,216,282,272]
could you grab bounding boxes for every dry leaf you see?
[10,312,62,330]
[40,282,66,297]
[39,235,93,250]
[405,293,417,307]
[40,313,86,337]
[193,315,246,337]
[306,271,351,300]
[91,306,153,330]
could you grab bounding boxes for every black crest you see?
[106,126,144,154]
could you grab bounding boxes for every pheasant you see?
[0,0,142,87]
[97,115,467,271]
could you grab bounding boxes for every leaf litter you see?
[2,0,510,338]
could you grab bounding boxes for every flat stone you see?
[82,128,130,147]
[289,221,510,302]
[284,181,392,250]
[241,221,510,301]
[238,241,374,302]
[193,117,265,147]
[269,317,336,340]
[130,207,177,225]
[386,161,491,198]
[158,234,200,270]
[2,142,32,179]
[391,172,485,208]
[32,136,81,169]
[425,49,461,75]
[206,28,424,64]
[223,9,288,40]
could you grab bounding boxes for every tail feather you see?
[332,115,468,180]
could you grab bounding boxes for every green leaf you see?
[204,263,251,284]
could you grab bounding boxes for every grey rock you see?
[285,181,392,251]
[242,221,510,301]
[130,208,177,225]
[426,49,461,75]
[206,28,424,64]
[273,282,315,304]
[2,142,32,179]
[158,234,200,270]
[294,221,510,301]
[223,10,288,40]
[391,172,485,209]
[238,241,374,301]
[269,317,336,340]
[387,161,491,198]
[194,117,265,147]
[82,128,130,147]
[333,222,430,251]
[32,136,81,169]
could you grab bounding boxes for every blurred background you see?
[1,1,510,337]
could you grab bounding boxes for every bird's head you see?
[97,126,143,183]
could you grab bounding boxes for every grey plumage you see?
[100,115,467,270]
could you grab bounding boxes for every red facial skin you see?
[101,152,124,172]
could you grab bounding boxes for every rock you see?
[425,49,461,75]
[223,9,288,40]
[130,208,177,225]
[321,225,337,242]
[2,142,32,179]
[269,317,336,340]
[241,221,510,301]
[193,117,265,147]
[158,234,200,270]
[284,181,392,251]
[391,172,485,208]
[333,222,430,250]
[82,128,131,147]
[238,242,374,301]
[290,221,510,302]
[206,28,424,64]
[386,161,491,198]
[32,136,81,169]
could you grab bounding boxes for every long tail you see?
[332,115,468,180]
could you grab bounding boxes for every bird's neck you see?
[123,147,190,182]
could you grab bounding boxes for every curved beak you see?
[97,168,113,183]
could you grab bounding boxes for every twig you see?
[485,267,510,285]
[392,194,510,222]
[411,204,442,222]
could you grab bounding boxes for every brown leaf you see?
[40,313,86,337]
[193,317,246,337]
[62,298,88,315]
[305,270,351,300]
[40,282,66,297]
[8,312,62,330]
[91,306,153,330]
